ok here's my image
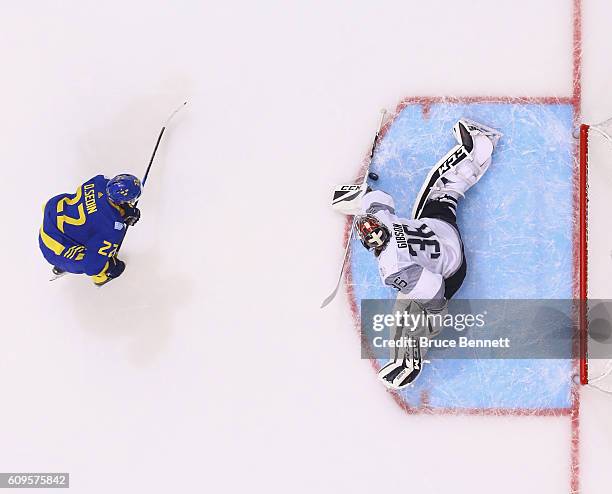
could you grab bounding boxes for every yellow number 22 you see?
[98,241,119,258]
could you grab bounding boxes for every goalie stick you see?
[320,109,387,308]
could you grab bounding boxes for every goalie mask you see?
[355,214,390,252]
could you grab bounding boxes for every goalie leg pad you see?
[378,336,423,389]
[412,119,501,219]
[378,360,408,385]
[458,118,503,148]
[378,304,425,390]
[452,120,474,155]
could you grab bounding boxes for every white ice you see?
[0,1,610,493]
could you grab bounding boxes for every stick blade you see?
[320,285,340,308]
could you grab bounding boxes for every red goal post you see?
[579,123,588,385]
[578,119,612,392]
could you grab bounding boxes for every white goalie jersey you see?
[360,190,463,303]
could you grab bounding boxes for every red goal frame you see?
[579,124,588,385]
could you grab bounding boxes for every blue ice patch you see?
[349,102,575,410]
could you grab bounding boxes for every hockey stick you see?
[140,101,188,189]
[117,101,187,253]
[320,109,387,309]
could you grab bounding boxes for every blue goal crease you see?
[349,102,575,410]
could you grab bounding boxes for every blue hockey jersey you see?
[39,175,127,276]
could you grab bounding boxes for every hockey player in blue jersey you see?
[39,174,142,286]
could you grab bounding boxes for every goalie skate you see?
[456,118,502,148]
[412,119,502,219]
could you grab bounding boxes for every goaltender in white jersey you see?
[360,190,463,304]
[354,118,502,389]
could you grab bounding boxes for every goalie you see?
[355,119,502,389]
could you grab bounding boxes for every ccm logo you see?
[438,148,466,175]
[340,185,361,191]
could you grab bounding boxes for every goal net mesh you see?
[581,119,612,393]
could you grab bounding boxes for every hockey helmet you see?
[106,174,142,204]
[355,214,390,252]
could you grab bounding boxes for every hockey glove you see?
[122,205,141,226]
[106,257,126,279]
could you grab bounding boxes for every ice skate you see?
[49,266,68,281]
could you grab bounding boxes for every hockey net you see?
[580,119,612,393]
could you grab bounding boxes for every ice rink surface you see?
[1,0,611,493]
